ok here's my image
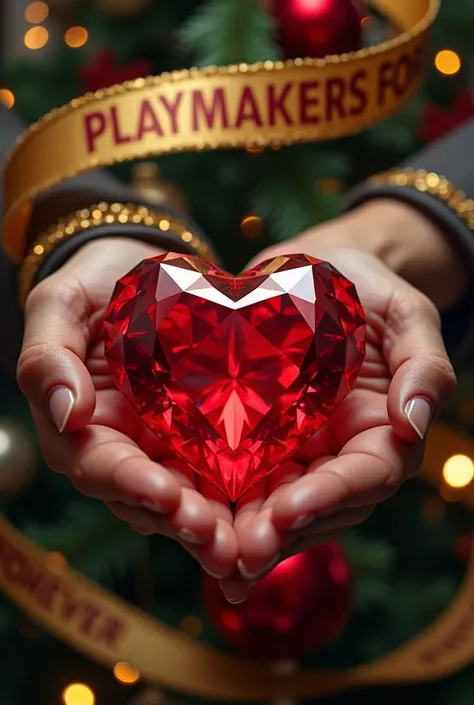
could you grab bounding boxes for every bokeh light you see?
[442,454,474,489]
[246,145,264,155]
[0,89,15,110]
[318,177,343,194]
[240,215,264,239]
[62,684,95,705]
[46,552,67,571]
[24,26,49,50]
[113,661,140,685]
[435,49,462,76]
[65,26,89,49]
[25,1,49,24]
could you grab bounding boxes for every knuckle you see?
[389,290,441,332]
[427,355,457,396]
[379,463,404,500]
[415,292,441,325]
[25,275,89,325]
[16,342,50,395]
[69,465,90,495]
[24,279,56,315]
[39,445,65,477]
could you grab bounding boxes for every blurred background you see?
[0,1,474,704]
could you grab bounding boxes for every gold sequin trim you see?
[19,203,216,307]
[369,169,474,230]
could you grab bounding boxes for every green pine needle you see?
[180,0,281,66]
[22,501,145,585]
[250,146,348,241]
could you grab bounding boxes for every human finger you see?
[385,290,456,443]
[18,277,96,433]
[272,426,423,531]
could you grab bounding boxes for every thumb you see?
[17,277,96,433]
[386,291,456,443]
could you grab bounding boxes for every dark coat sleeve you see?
[0,107,27,373]
[345,119,474,368]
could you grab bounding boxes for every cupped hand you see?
[17,237,238,579]
[220,214,456,602]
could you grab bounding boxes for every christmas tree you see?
[1,1,474,704]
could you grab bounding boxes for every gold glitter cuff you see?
[19,202,216,307]
[369,169,474,231]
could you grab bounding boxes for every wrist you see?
[304,199,469,311]
[72,236,165,263]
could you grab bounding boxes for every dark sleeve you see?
[0,107,27,373]
[344,119,474,368]
[0,104,216,375]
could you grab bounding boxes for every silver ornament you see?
[0,420,36,498]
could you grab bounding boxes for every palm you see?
[228,245,429,589]
[26,243,238,580]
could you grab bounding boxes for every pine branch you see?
[180,0,281,66]
[250,146,349,241]
[343,531,396,611]
[367,97,422,156]
[23,500,146,584]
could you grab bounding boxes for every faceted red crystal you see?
[104,253,366,501]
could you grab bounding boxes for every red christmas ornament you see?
[420,89,474,143]
[104,253,365,501]
[204,544,353,659]
[268,0,366,59]
[79,49,152,93]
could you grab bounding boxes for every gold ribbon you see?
[0,422,473,701]
[3,0,438,261]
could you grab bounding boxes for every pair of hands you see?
[17,203,456,603]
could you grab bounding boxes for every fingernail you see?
[225,596,248,604]
[140,499,164,514]
[404,397,433,440]
[237,559,255,579]
[238,556,280,580]
[177,528,204,545]
[48,387,75,433]
[219,581,252,604]
[290,513,316,531]
[203,567,226,580]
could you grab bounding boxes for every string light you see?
[113,661,140,685]
[442,454,474,489]
[25,2,49,23]
[24,26,49,49]
[240,215,264,239]
[0,89,15,110]
[46,552,67,571]
[318,177,343,195]
[62,684,95,705]
[435,49,462,76]
[246,145,264,155]
[65,26,89,48]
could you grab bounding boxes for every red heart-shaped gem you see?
[104,253,366,501]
